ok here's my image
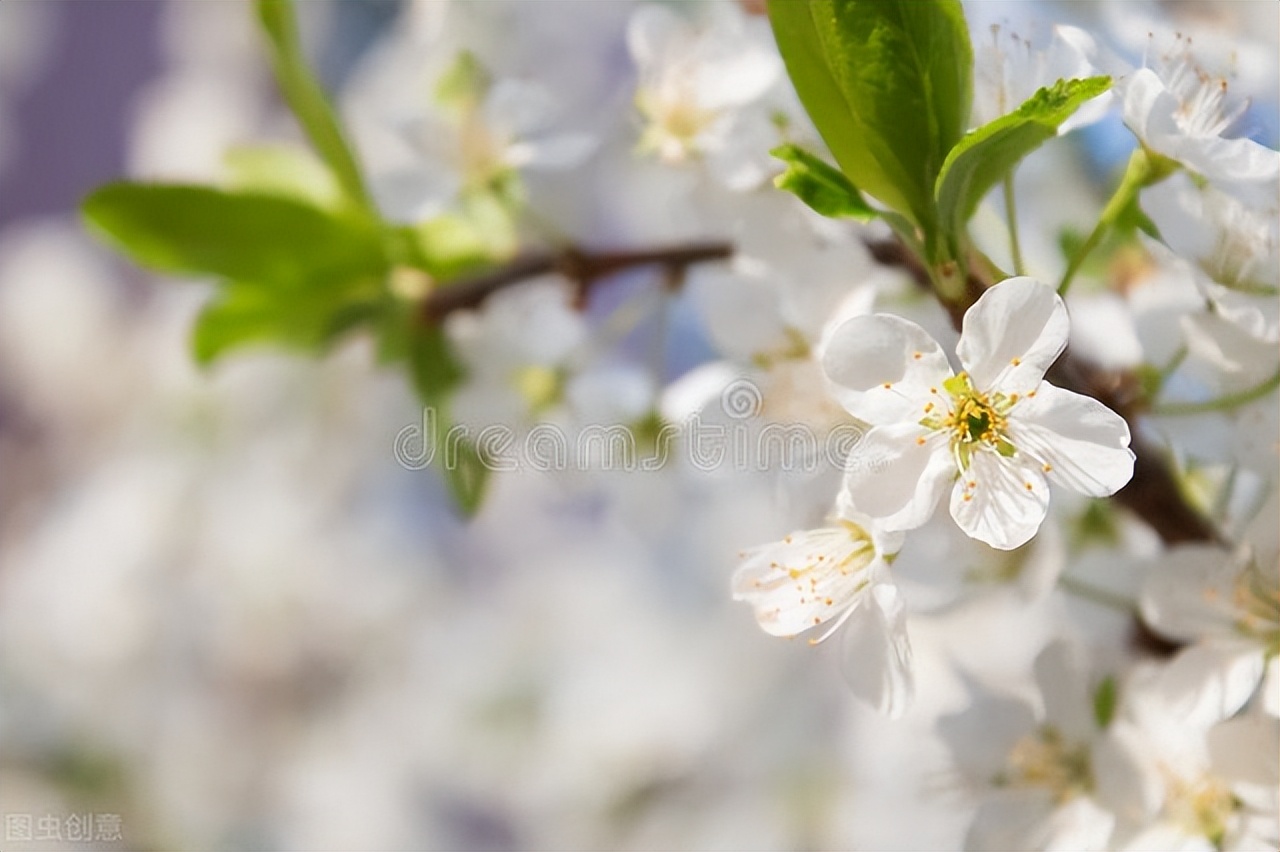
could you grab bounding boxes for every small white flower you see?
[1145,177,1279,344]
[374,74,596,223]
[627,3,782,189]
[446,277,651,431]
[822,277,1135,550]
[1141,543,1279,724]
[1114,666,1280,851]
[1119,37,1280,186]
[732,494,912,716]
[941,641,1129,852]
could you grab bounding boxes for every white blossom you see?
[1141,543,1279,723]
[373,73,596,223]
[823,276,1134,550]
[1119,37,1280,186]
[732,493,912,716]
[627,3,782,190]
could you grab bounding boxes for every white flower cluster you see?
[0,2,1275,850]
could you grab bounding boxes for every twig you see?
[419,241,733,322]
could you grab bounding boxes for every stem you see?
[1151,367,1280,416]
[256,0,372,213]
[1058,149,1157,297]
[419,241,732,322]
[1003,172,1026,276]
[1058,575,1138,613]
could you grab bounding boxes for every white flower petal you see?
[1139,544,1240,642]
[1120,825,1213,852]
[938,689,1039,782]
[483,78,557,138]
[370,166,459,223]
[840,582,914,718]
[1042,796,1116,852]
[1263,657,1280,717]
[1035,640,1095,742]
[1006,382,1134,498]
[1121,68,1180,144]
[1206,713,1280,789]
[957,276,1068,395]
[949,448,1049,550]
[626,4,683,70]
[964,789,1060,852]
[1092,726,1164,828]
[821,313,952,425]
[513,132,597,171]
[842,424,954,532]
[731,527,879,639]
[1154,641,1266,728]
[1164,133,1280,187]
[692,41,781,110]
[694,264,788,360]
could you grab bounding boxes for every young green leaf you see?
[82,183,384,287]
[768,0,972,230]
[935,76,1111,243]
[256,0,371,211]
[771,143,878,221]
[191,278,381,365]
[223,144,343,209]
[406,326,490,515]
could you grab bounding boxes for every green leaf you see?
[256,0,371,211]
[406,326,490,515]
[935,76,1111,243]
[771,143,878,220]
[192,277,382,364]
[768,0,972,230]
[223,144,342,209]
[1093,675,1118,729]
[82,183,384,287]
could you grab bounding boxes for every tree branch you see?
[419,241,733,323]
[865,237,1224,546]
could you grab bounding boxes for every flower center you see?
[1159,44,1248,139]
[457,111,510,188]
[637,86,718,163]
[1165,772,1239,848]
[996,725,1093,804]
[920,372,1017,471]
[512,364,563,414]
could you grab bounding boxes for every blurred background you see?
[0,2,1275,850]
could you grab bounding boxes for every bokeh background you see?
[0,2,1275,850]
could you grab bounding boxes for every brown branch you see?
[419,241,734,323]
[865,237,1223,547]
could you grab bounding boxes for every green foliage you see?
[935,76,1111,247]
[768,0,972,232]
[82,183,384,287]
[770,143,878,221]
[192,278,382,365]
[78,0,509,516]
[407,327,490,515]
[256,0,371,211]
